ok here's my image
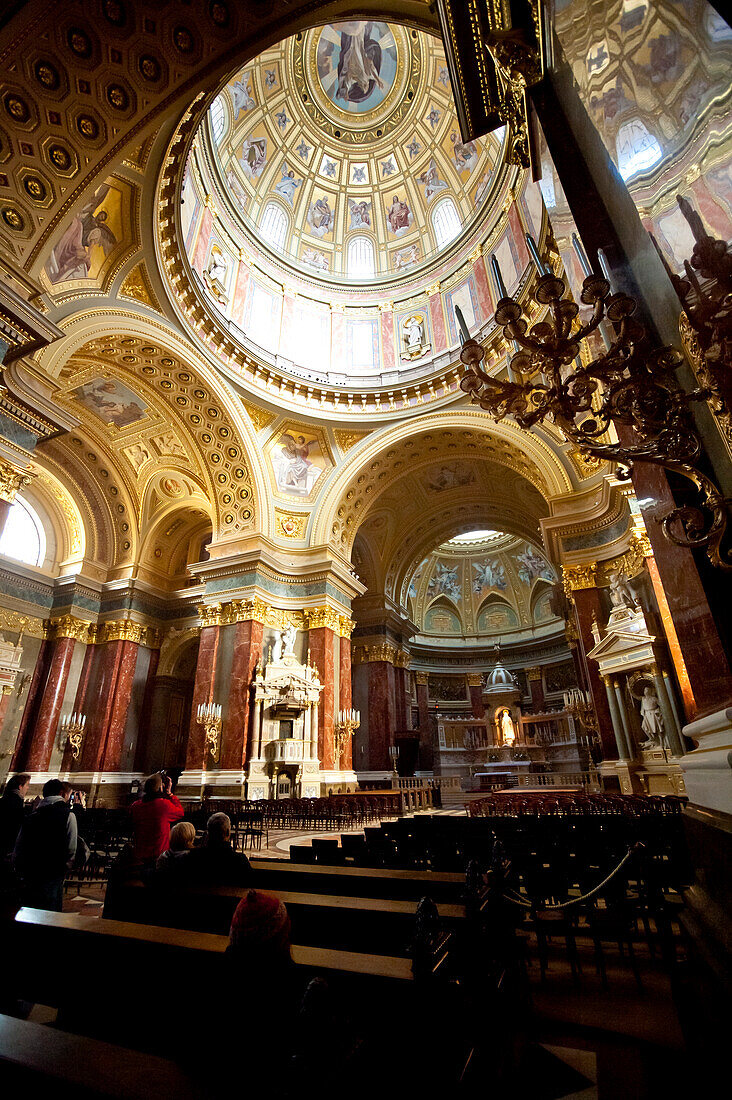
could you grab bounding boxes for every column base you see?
[680,707,732,814]
[598,757,685,796]
[177,769,247,800]
[24,770,144,807]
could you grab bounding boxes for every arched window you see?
[347,236,375,278]
[431,197,461,248]
[0,497,45,567]
[209,95,226,143]
[259,202,288,251]
[615,119,662,181]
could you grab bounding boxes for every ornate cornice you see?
[563,534,651,596]
[0,608,45,639]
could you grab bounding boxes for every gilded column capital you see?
[305,606,343,633]
[415,671,429,685]
[596,534,651,585]
[338,615,355,639]
[526,666,543,682]
[467,673,483,687]
[0,459,33,503]
[232,598,270,626]
[562,563,598,596]
[395,649,411,669]
[100,619,146,644]
[45,615,93,642]
[199,602,226,628]
[352,642,399,665]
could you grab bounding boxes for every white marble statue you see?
[639,685,665,749]
[271,631,284,663]
[608,569,638,611]
[500,709,515,746]
[283,622,298,657]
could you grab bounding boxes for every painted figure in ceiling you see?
[335,22,385,104]
[240,136,267,180]
[275,164,301,206]
[450,131,478,172]
[348,199,372,228]
[307,197,334,238]
[386,194,412,234]
[46,184,117,283]
[276,434,320,494]
[473,559,507,592]
[231,76,255,116]
[417,160,449,202]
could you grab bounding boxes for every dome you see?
[484,654,521,695]
[197,22,506,286]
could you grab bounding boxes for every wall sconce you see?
[197,702,222,762]
[60,712,86,760]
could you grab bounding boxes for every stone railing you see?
[517,771,600,791]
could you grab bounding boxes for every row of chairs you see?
[468,793,686,818]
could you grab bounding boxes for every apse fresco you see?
[477,603,519,633]
[315,22,398,114]
[73,378,147,428]
[44,180,125,285]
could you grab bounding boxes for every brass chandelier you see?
[456,235,731,570]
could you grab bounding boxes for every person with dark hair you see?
[13,779,77,912]
[180,812,251,887]
[0,773,30,859]
[130,772,184,865]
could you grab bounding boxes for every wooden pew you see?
[0,1013,207,1100]
[246,858,467,901]
[102,879,466,956]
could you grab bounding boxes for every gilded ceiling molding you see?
[241,400,278,434]
[274,510,309,539]
[0,608,45,640]
[34,311,269,539]
[119,263,162,314]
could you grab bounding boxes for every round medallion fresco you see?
[315,22,397,115]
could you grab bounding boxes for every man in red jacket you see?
[130,772,184,863]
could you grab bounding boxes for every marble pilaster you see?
[309,626,336,772]
[339,634,353,770]
[468,674,485,719]
[526,667,545,712]
[368,660,397,772]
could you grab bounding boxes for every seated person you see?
[155,820,195,877]
[130,772,184,865]
[179,812,251,887]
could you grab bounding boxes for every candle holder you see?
[334,708,360,762]
[459,238,731,570]
[388,744,399,776]
[197,702,222,762]
[60,712,86,761]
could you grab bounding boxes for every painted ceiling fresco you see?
[197,21,506,283]
[407,535,561,641]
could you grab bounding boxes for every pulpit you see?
[245,647,323,800]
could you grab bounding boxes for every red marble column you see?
[571,590,617,760]
[221,618,263,771]
[23,635,77,772]
[11,637,51,771]
[186,625,220,771]
[622,436,732,721]
[527,668,545,712]
[309,626,336,772]
[468,677,485,718]
[97,640,140,773]
[368,660,396,772]
[415,675,433,773]
[339,635,353,770]
[60,636,98,772]
[80,639,125,773]
[394,665,409,731]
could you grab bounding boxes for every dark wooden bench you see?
[246,858,468,901]
[102,879,466,955]
[0,1013,207,1099]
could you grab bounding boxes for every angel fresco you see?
[473,559,507,593]
[45,184,117,284]
[275,434,321,495]
[515,545,554,586]
[335,22,385,104]
[231,76,255,116]
[348,199,371,229]
[274,164,301,206]
[417,160,448,202]
[74,377,147,428]
[427,563,461,601]
[307,197,333,238]
[450,131,478,173]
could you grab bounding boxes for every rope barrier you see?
[501,842,644,910]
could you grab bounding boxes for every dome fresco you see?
[407,536,562,643]
[197,22,506,284]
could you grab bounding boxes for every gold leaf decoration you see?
[119,263,161,312]
[334,430,369,454]
[275,509,308,539]
[241,400,277,434]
